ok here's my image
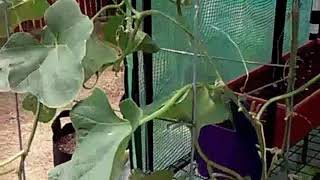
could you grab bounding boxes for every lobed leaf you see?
[0,0,93,108]
[157,84,230,135]
[49,89,137,180]
[49,83,229,180]
[82,35,122,81]
[0,0,49,37]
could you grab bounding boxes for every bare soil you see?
[0,68,124,180]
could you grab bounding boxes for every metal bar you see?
[271,0,288,65]
[266,0,289,169]
[166,153,191,173]
[124,1,143,170]
[142,0,154,172]
[132,52,144,169]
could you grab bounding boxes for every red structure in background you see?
[13,0,111,33]
[228,40,320,148]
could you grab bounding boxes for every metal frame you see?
[270,128,320,179]
[126,0,144,170]
[267,0,289,158]
[142,0,154,172]
[127,0,152,171]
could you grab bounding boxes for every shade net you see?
[131,0,312,171]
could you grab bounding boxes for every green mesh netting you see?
[150,0,280,170]
[132,0,312,171]
[283,0,313,53]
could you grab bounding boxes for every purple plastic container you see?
[196,102,262,180]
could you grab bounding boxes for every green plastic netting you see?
[283,0,313,53]
[130,0,312,171]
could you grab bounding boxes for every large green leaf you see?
[0,0,49,37]
[120,98,143,130]
[48,88,137,180]
[0,0,93,107]
[125,30,160,54]
[157,84,230,134]
[122,83,230,134]
[124,83,230,134]
[103,15,125,45]
[136,33,160,53]
[82,35,122,81]
[22,93,56,123]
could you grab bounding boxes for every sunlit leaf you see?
[22,93,56,123]
[125,30,159,55]
[0,0,49,37]
[120,98,143,130]
[103,15,125,45]
[48,88,138,180]
[82,35,122,81]
[136,32,160,53]
[158,84,230,135]
[125,83,230,135]
[0,0,93,107]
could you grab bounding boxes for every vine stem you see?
[0,168,15,176]
[91,1,125,21]
[125,17,142,55]
[124,0,139,15]
[124,8,195,56]
[111,0,126,14]
[15,94,25,180]
[3,1,26,179]
[246,76,289,95]
[17,101,41,179]
[194,140,243,180]
[255,73,320,121]
[236,70,320,179]
[0,150,25,168]
[282,0,299,172]
[140,84,192,125]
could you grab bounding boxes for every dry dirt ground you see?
[0,68,124,180]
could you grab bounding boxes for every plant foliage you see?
[0,0,49,37]
[0,0,93,107]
